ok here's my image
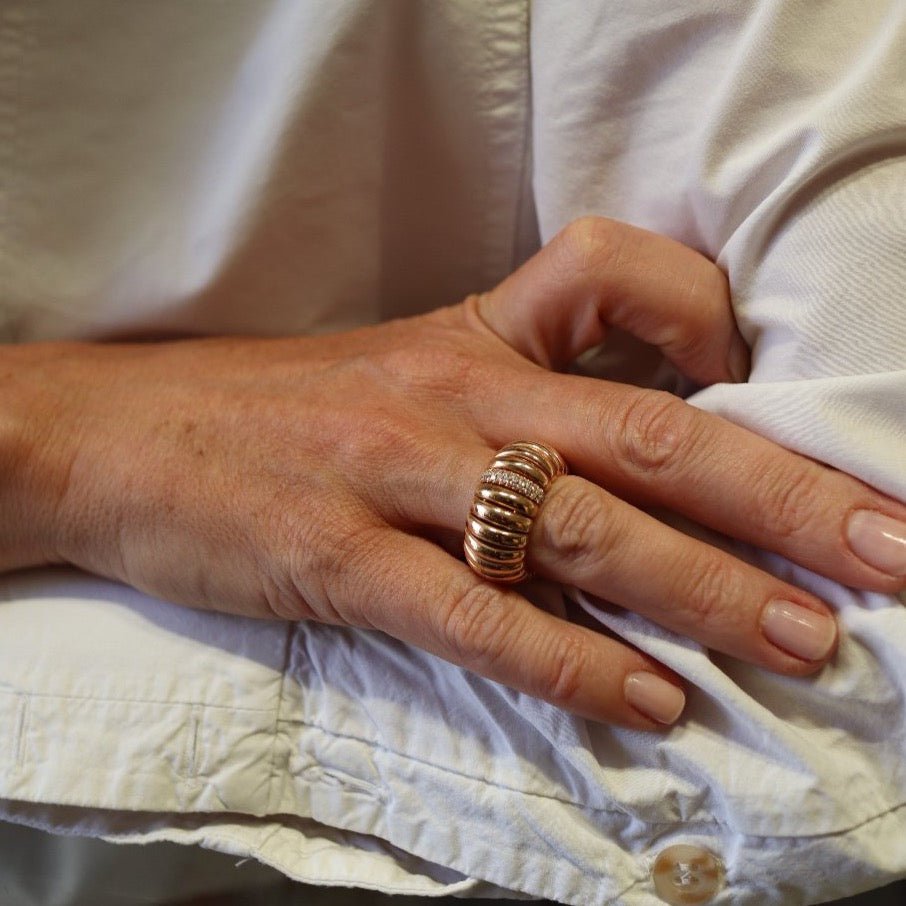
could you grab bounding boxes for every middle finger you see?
[528,474,838,674]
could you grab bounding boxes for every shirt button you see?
[652,844,725,905]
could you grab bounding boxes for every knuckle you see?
[756,461,824,540]
[273,500,385,625]
[373,337,482,402]
[694,266,732,320]
[535,633,589,708]
[661,268,732,365]
[323,400,429,490]
[615,390,695,474]
[354,407,417,467]
[328,525,394,624]
[672,551,736,628]
[556,216,626,276]
[536,478,606,570]
[438,580,512,668]
[259,569,318,623]
[680,262,731,319]
[660,312,712,363]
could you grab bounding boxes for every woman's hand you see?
[7,217,906,729]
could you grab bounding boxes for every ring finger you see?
[528,472,838,674]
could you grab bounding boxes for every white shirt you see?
[1,2,904,904]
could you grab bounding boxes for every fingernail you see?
[726,333,750,383]
[761,600,836,662]
[846,510,906,578]
[624,672,686,724]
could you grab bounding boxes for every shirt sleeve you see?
[687,1,906,500]
[531,0,906,902]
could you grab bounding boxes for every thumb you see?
[474,216,749,384]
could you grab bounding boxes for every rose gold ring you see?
[464,441,568,583]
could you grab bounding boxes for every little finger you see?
[341,528,687,729]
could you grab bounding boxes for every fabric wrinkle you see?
[1,1,906,904]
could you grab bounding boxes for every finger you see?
[339,527,687,729]
[471,216,749,383]
[528,476,839,674]
[486,376,906,594]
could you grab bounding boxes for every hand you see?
[8,217,906,729]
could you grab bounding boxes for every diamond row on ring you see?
[480,468,545,504]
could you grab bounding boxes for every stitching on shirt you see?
[298,765,386,802]
[283,714,906,835]
[509,0,536,274]
[735,795,906,844]
[182,705,202,786]
[13,694,28,766]
[265,622,295,815]
[258,800,906,899]
[217,805,639,901]
[0,3,29,327]
[7,685,906,837]
[474,0,532,289]
[210,824,637,903]
[208,830,476,897]
[280,714,637,820]
[3,688,275,713]
[9,685,906,837]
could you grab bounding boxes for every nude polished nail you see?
[624,672,686,724]
[761,600,836,662]
[846,510,906,578]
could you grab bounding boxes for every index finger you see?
[488,377,906,594]
[474,216,749,383]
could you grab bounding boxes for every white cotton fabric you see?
[1,1,905,904]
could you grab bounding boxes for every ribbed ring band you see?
[464,442,568,583]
